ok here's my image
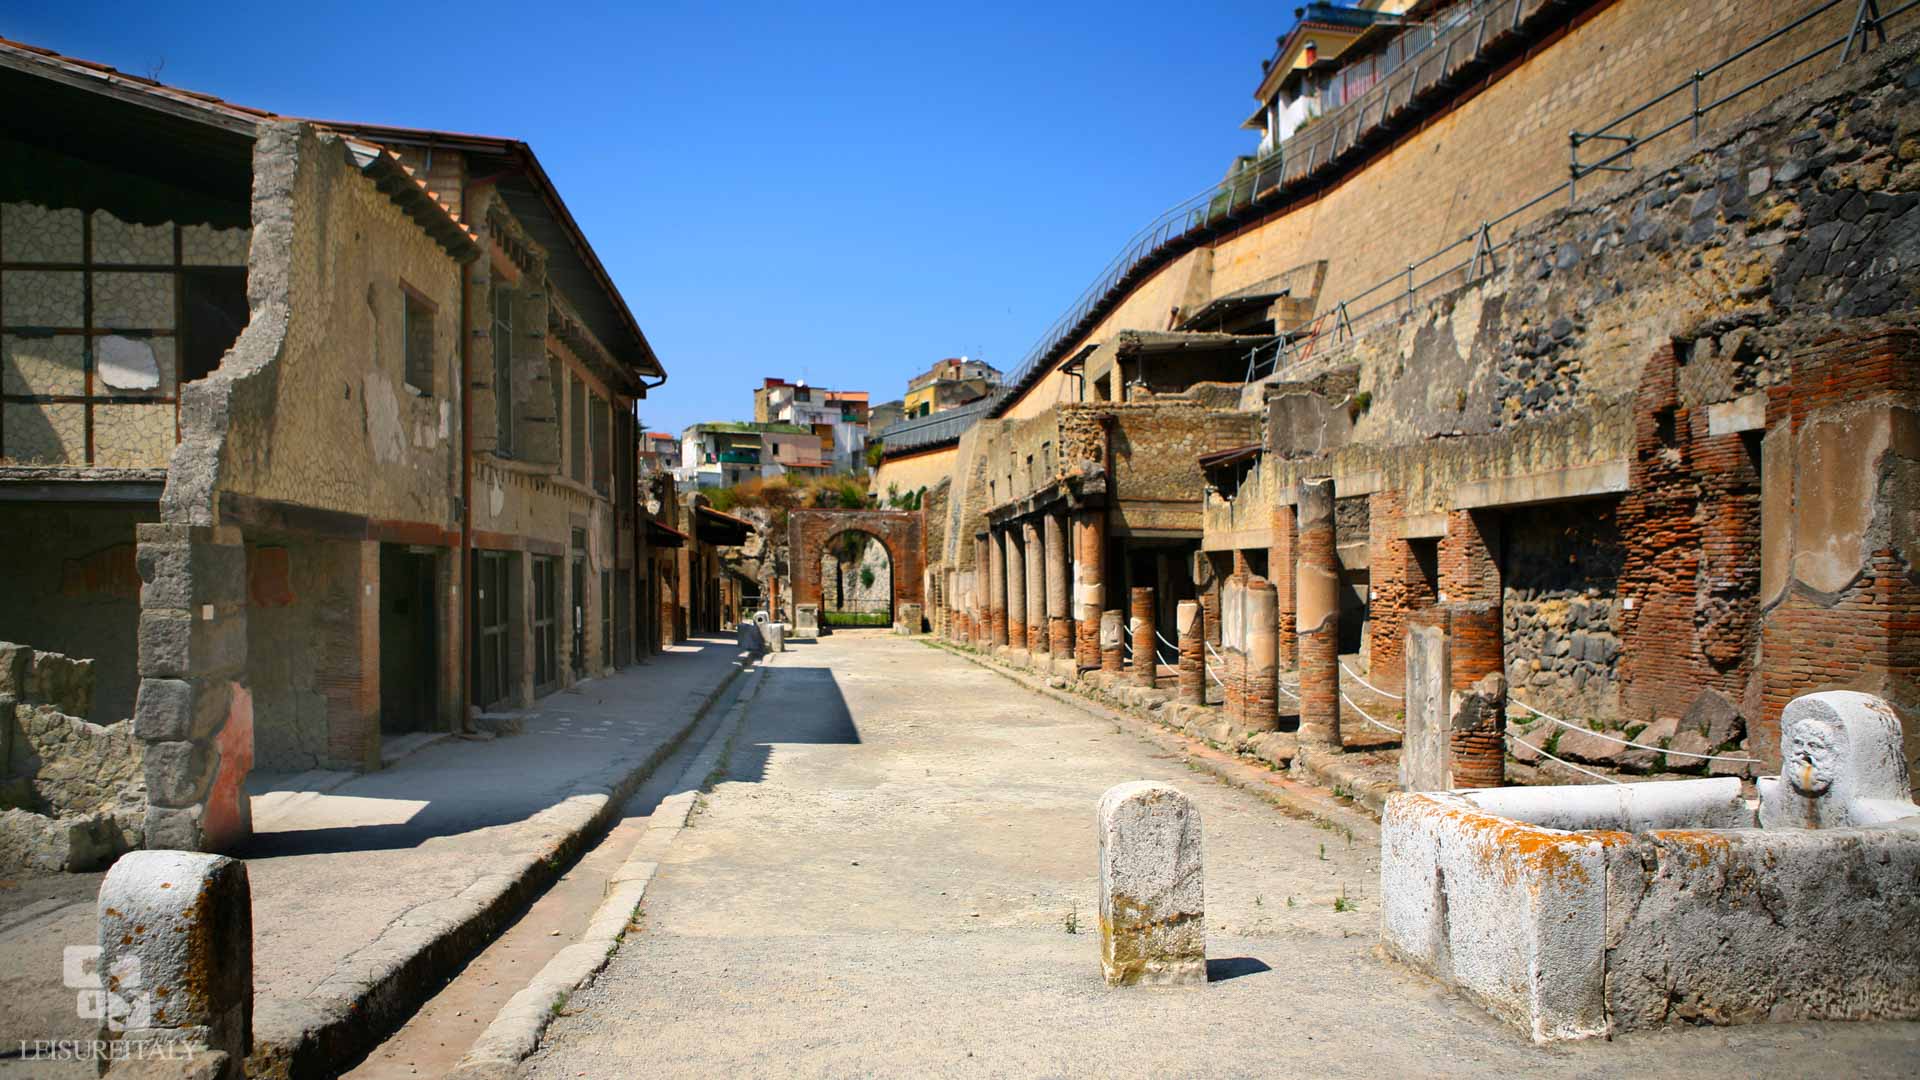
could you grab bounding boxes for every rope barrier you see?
[1506,697,1760,764]
[1506,729,1624,786]
[1341,691,1402,735]
[1339,661,1404,701]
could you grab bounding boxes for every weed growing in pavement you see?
[1332,784,1352,800]
[1334,891,1354,914]
[1064,906,1079,934]
[1318,842,1327,860]
[550,990,571,1017]
[1286,896,1296,908]
[1255,894,1263,907]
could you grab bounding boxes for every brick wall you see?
[788,509,925,615]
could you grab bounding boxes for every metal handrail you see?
[990,0,1903,409]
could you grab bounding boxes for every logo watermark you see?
[12,947,193,1062]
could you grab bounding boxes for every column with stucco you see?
[1024,518,1047,658]
[1296,478,1341,749]
[1130,586,1156,687]
[989,528,1008,647]
[1006,525,1028,651]
[1045,509,1071,658]
[1074,509,1105,669]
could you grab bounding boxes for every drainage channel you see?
[341,665,760,1079]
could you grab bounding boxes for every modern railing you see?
[987,0,1906,411]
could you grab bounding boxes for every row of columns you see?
[963,507,1106,669]
[945,475,1503,786]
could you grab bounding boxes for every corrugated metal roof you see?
[874,397,996,456]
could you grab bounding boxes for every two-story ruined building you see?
[0,39,686,860]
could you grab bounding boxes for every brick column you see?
[134,523,254,853]
[1006,526,1028,651]
[1024,519,1047,657]
[1176,600,1204,705]
[989,529,1008,647]
[1245,578,1278,733]
[1296,478,1341,749]
[1271,503,1297,670]
[1130,586,1155,687]
[1439,508,1502,604]
[1100,609,1125,675]
[975,534,990,647]
[1045,510,1071,658]
[1367,491,1408,692]
[1447,601,1506,788]
[1074,509,1105,669]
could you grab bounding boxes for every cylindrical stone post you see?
[1045,510,1071,658]
[989,529,1008,648]
[1447,600,1506,788]
[1006,527,1028,651]
[1245,578,1279,732]
[1296,477,1341,749]
[1176,600,1204,705]
[98,850,252,1075]
[1024,519,1047,657]
[1098,781,1205,987]
[1130,586,1155,687]
[1074,510,1105,669]
[1100,609,1125,675]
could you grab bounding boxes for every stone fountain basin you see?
[1380,777,1920,1043]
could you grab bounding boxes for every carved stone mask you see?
[1784,718,1840,798]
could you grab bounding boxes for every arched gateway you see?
[788,509,924,628]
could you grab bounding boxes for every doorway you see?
[379,545,438,734]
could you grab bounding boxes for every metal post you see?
[1691,71,1703,140]
[1568,130,1580,206]
[1405,264,1416,314]
[1844,0,1887,63]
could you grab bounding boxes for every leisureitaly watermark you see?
[12,946,192,1063]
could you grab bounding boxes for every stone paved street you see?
[524,633,1920,1078]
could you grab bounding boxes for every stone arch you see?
[788,509,924,622]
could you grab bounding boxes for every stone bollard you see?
[1098,781,1206,987]
[1100,611,1125,676]
[735,621,764,655]
[1130,587,1155,688]
[1176,601,1204,706]
[765,621,786,652]
[97,850,251,1077]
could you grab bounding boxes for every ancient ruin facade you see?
[0,42,686,862]
[892,0,1920,793]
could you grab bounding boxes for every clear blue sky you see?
[8,2,1287,435]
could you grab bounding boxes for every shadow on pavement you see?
[726,665,861,784]
[1207,957,1273,983]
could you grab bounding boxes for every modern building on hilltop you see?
[904,356,1001,419]
[676,420,823,490]
[753,377,871,472]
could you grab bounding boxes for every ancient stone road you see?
[524,633,1918,1079]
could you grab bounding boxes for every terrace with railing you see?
[986,0,1911,413]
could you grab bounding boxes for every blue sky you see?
[8,2,1285,434]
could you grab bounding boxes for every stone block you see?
[1401,623,1450,791]
[1098,780,1205,988]
[137,540,247,610]
[894,602,924,635]
[138,610,246,680]
[1616,715,1679,773]
[793,604,820,640]
[765,622,785,653]
[0,643,29,699]
[1684,689,1745,748]
[98,850,251,1076]
[144,740,217,808]
[143,804,206,851]
[0,807,132,873]
[134,679,231,743]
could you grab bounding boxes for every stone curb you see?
[246,651,759,1080]
[446,657,770,1077]
[925,641,1378,841]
